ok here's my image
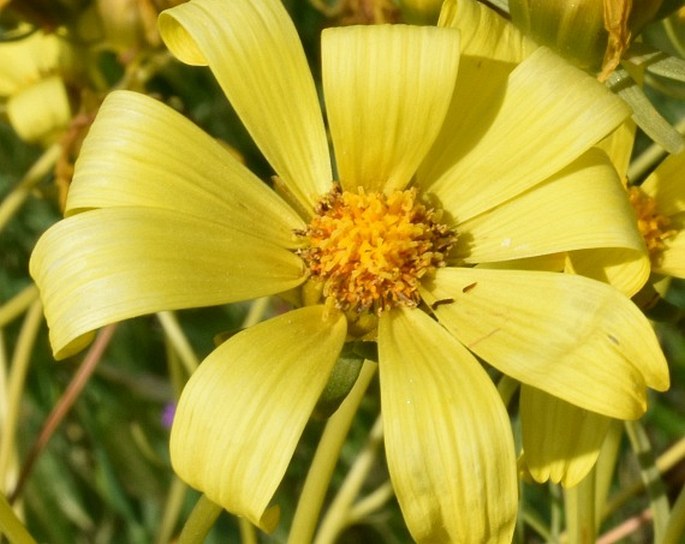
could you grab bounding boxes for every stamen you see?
[298,185,456,314]
[628,186,676,264]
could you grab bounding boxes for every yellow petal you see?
[322,24,460,193]
[596,120,637,181]
[520,385,611,487]
[158,0,331,213]
[438,0,536,62]
[655,216,685,277]
[423,47,631,223]
[421,267,669,419]
[454,148,645,263]
[7,76,71,143]
[65,91,304,248]
[0,30,65,95]
[171,306,347,532]
[640,149,685,218]
[566,248,650,297]
[378,307,517,543]
[30,208,304,359]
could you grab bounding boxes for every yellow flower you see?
[0,29,74,143]
[30,0,669,540]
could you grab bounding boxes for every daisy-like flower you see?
[30,0,670,540]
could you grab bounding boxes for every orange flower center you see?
[298,185,455,314]
[628,186,675,263]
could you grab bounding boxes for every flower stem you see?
[157,311,199,376]
[0,284,39,329]
[287,360,377,544]
[624,419,670,543]
[178,494,222,544]
[314,415,384,544]
[565,469,597,544]
[0,299,44,491]
[0,143,61,233]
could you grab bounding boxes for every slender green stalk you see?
[238,517,257,544]
[156,477,187,544]
[241,297,270,328]
[0,144,61,233]
[627,116,685,182]
[565,469,597,544]
[287,361,377,544]
[603,434,685,517]
[662,480,685,544]
[0,300,43,490]
[497,374,520,408]
[346,481,394,524]
[0,285,39,329]
[0,491,36,544]
[314,415,384,544]
[178,494,222,544]
[594,420,623,523]
[624,420,670,543]
[157,311,199,376]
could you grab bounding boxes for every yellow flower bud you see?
[509,0,665,76]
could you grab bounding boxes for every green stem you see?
[0,285,39,329]
[157,311,199,376]
[624,420,670,543]
[156,477,187,544]
[603,434,685,518]
[346,481,394,524]
[178,494,223,544]
[0,144,61,233]
[565,469,597,544]
[314,415,384,544]
[287,361,377,544]
[0,300,44,489]
[662,479,685,544]
[238,517,257,544]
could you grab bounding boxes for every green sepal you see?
[312,341,377,420]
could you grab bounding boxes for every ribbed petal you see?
[65,91,304,248]
[7,76,71,143]
[170,306,347,532]
[378,307,517,543]
[438,0,536,61]
[421,47,631,223]
[30,208,304,359]
[0,31,64,95]
[520,385,611,487]
[640,149,685,218]
[453,149,646,263]
[421,268,669,419]
[322,25,460,193]
[655,216,685,277]
[566,248,650,298]
[158,0,331,213]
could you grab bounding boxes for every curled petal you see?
[66,91,305,247]
[170,306,347,531]
[30,208,304,358]
[379,307,517,543]
[454,149,646,265]
[421,267,669,419]
[423,47,631,222]
[159,0,331,213]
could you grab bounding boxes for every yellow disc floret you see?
[629,186,676,263]
[298,185,456,314]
